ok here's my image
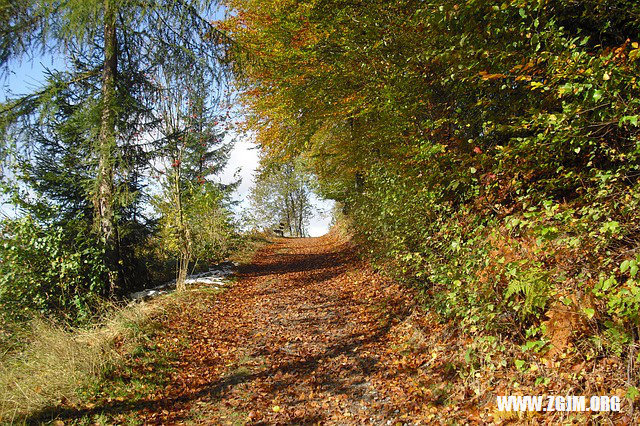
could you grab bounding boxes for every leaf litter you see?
[49,232,631,424]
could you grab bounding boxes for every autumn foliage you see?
[223,0,640,412]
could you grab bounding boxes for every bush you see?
[0,216,108,327]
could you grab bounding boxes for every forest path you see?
[165,233,417,424]
[66,232,463,424]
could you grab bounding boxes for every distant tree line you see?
[245,158,315,238]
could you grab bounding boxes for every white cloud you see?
[217,131,261,210]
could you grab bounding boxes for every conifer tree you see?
[0,0,228,294]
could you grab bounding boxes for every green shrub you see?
[0,216,108,326]
[504,266,551,322]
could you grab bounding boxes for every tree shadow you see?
[235,241,355,280]
[27,309,408,424]
[26,239,412,424]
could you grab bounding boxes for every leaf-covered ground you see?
[44,232,631,424]
[135,232,423,424]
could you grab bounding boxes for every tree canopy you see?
[0,0,236,324]
[223,0,640,350]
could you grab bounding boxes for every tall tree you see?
[0,0,228,294]
[152,64,233,290]
[246,158,315,238]
[96,0,119,290]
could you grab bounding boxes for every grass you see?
[228,232,270,265]
[70,331,183,425]
[0,296,172,423]
[0,285,230,424]
[0,239,252,424]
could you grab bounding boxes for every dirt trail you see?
[76,233,450,424]
[37,232,626,424]
[173,234,415,424]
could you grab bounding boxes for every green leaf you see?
[535,376,550,385]
[620,115,639,126]
[601,221,621,235]
[621,260,630,273]
[601,276,616,291]
[593,90,603,101]
[583,308,595,319]
[627,386,640,401]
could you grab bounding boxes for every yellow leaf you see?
[603,72,610,81]
[272,405,281,412]
[633,42,639,49]
[530,81,544,90]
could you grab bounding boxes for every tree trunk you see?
[95,0,119,296]
[174,148,191,292]
[297,190,304,237]
[292,192,302,237]
[176,252,189,292]
[285,195,292,236]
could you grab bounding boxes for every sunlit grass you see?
[0,295,173,422]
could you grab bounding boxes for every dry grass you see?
[228,232,271,265]
[0,299,164,423]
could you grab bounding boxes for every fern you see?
[505,267,551,320]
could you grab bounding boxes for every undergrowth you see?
[0,293,175,423]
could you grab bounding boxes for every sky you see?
[1,55,67,101]
[1,56,335,236]
[216,133,334,237]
